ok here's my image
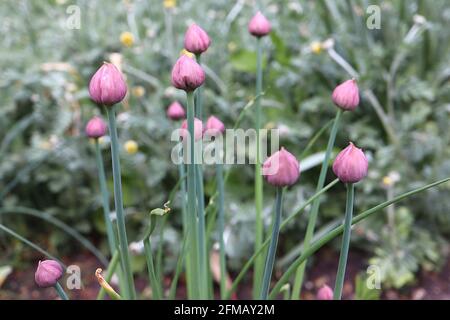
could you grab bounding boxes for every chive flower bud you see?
[35,260,63,288]
[184,24,211,55]
[166,101,186,120]
[332,142,368,183]
[85,116,107,139]
[248,11,271,37]
[89,63,127,106]
[262,147,300,187]
[317,285,333,300]
[205,115,225,136]
[180,117,203,141]
[171,55,205,92]
[331,79,359,111]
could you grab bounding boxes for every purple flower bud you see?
[35,260,63,288]
[171,55,205,92]
[332,79,359,111]
[248,11,271,37]
[85,116,108,138]
[180,117,203,141]
[89,63,127,106]
[263,147,300,187]
[205,115,225,136]
[184,24,211,55]
[317,285,333,300]
[166,101,186,120]
[332,142,368,183]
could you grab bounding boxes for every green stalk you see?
[253,35,265,299]
[106,106,136,300]
[268,177,450,299]
[186,92,200,298]
[94,139,117,256]
[224,179,339,299]
[97,250,120,300]
[168,229,190,299]
[196,163,208,299]
[333,183,354,299]
[291,109,342,299]
[0,223,64,266]
[195,54,204,119]
[215,163,227,299]
[55,282,69,300]
[144,237,163,299]
[260,187,284,299]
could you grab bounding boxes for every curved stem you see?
[253,36,264,299]
[333,183,354,299]
[106,107,136,300]
[143,237,163,299]
[260,187,284,299]
[54,282,69,300]
[269,177,450,299]
[97,250,120,300]
[291,109,342,299]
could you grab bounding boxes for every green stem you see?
[333,183,354,300]
[291,109,342,299]
[94,139,117,256]
[195,54,204,120]
[168,229,190,299]
[260,187,284,299]
[106,106,136,300]
[143,237,163,299]
[196,162,208,299]
[224,179,339,299]
[186,92,199,298]
[97,250,120,300]
[54,282,69,300]
[253,35,264,299]
[268,177,450,299]
[215,163,227,299]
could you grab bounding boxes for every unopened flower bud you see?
[248,11,271,37]
[166,101,186,120]
[171,55,205,92]
[180,117,203,141]
[205,115,225,136]
[332,142,368,183]
[262,147,300,187]
[89,63,127,106]
[85,116,107,139]
[184,24,211,55]
[317,285,333,300]
[35,260,63,288]
[331,79,359,111]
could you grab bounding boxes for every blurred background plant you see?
[0,0,449,295]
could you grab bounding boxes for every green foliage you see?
[0,0,449,291]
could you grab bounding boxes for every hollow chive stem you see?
[195,54,203,120]
[106,106,136,300]
[144,236,163,299]
[54,282,69,300]
[291,109,342,299]
[260,187,284,300]
[196,162,208,299]
[333,183,354,299]
[186,91,200,298]
[215,162,227,299]
[94,139,117,256]
[253,35,265,299]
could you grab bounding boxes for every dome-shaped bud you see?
[331,79,359,111]
[89,63,127,106]
[332,142,368,183]
[262,147,300,187]
[35,260,63,288]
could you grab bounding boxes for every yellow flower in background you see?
[310,41,323,54]
[163,0,176,9]
[227,42,237,53]
[124,140,138,154]
[132,86,145,98]
[382,176,393,187]
[120,32,135,47]
[180,49,195,59]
